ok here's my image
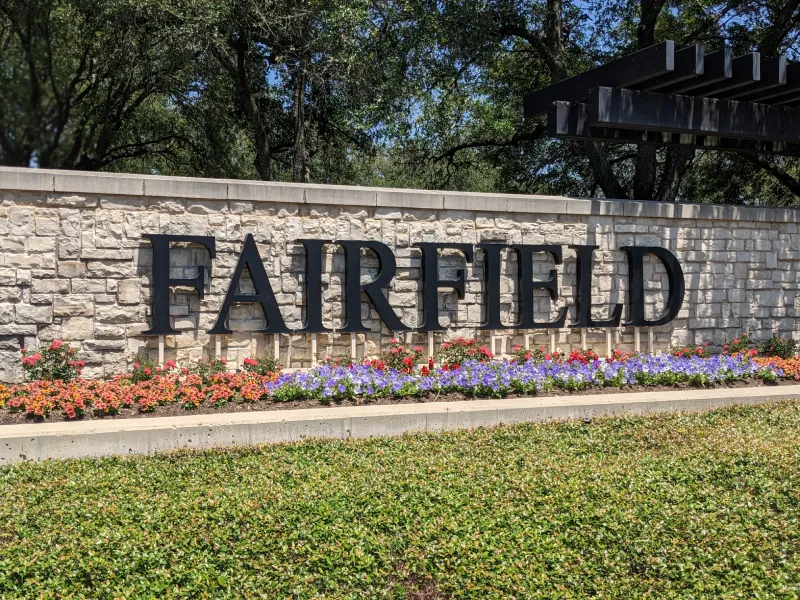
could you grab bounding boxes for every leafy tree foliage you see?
[1,0,799,203]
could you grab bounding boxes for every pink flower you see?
[50,340,63,351]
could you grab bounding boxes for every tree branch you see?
[740,153,800,197]
[430,125,547,163]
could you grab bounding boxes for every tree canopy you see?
[1,0,800,204]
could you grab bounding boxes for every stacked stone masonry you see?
[0,166,796,382]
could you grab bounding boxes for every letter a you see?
[208,234,289,334]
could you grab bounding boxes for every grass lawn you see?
[1,404,799,599]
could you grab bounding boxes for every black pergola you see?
[524,41,800,156]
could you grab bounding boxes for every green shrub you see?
[438,337,493,368]
[242,356,281,375]
[757,336,798,359]
[724,332,755,356]
[129,356,160,382]
[20,340,84,381]
[511,344,546,364]
[192,358,227,382]
[381,338,424,373]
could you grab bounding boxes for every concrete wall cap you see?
[1,166,798,223]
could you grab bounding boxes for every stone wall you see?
[0,166,797,382]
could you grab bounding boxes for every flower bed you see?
[0,350,792,424]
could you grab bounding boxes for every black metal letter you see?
[297,239,332,333]
[621,246,685,327]
[339,240,409,333]
[413,243,474,332]
[570,244,623,328]
[143,234,216,336]
[208,234,289,334]
[511,244,568,329]
[477,243,512,330]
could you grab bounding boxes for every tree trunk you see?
[291,65,310,183]
[655,147,694,201]
[633,145,658,199]
[584,142,627,199]
[234,35,272,181]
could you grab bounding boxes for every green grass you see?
[1,404,800,599]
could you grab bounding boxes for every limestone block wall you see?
[0,166,797,382]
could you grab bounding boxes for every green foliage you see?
[242,355,281,375]
[381,338,424,373]
[725,332,756,355]
[511,344,547,364]
[20,340,83,382]
[2,0,800,200]
[129,355,160,383]
[2,403,800,596]
[758,336,798,359]
[438,337,494,368]
[725,333,798,359]
[192,358,227,382]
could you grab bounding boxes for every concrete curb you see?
[2,385,800,464]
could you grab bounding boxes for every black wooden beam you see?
[770,89,800,105]
[726,56,788,100]
[734,62,800,104]
[678,52,761,98]
[587,86,800,144]
[657,47,730,94]
[548,101,800,156]
[633,44,704,91]
[523,41,675,118]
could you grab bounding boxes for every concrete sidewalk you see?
[2,385,799,464]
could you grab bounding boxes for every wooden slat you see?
[633,45,704,91]
[657,48,732,94]
[726,56,788,100]
[523,41,675,118]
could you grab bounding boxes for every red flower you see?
[413,346,423,353]
[420,366,430,376]
[49,340,63,351]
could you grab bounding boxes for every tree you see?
[201,0,417,182]
[0,0,197,171]
[387,0,800,202]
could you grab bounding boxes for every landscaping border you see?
[3,385,800,464]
